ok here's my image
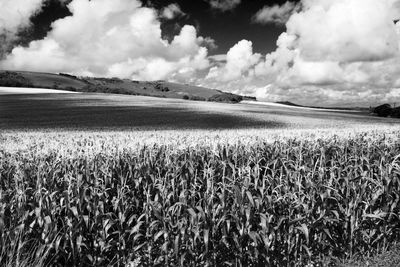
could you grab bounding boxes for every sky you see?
[1,0,400,106]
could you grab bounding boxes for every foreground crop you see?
[1,130,400,266]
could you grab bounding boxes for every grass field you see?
[1,91,400,266]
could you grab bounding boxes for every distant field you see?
[0,91,397,130]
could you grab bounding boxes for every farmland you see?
[0,92,398,130]
[1,127,400,266]
[1,91,400,266]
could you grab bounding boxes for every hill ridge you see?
[0,70,256,103]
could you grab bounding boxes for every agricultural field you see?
[2,0,399,266]
[1,91,398,130]
[1,91,400,266]
[1,127,400,266]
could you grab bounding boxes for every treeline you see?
[183,92,256,103]
[79,84,166,98]
[373,104,400,118]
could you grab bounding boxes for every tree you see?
[373,104,392,117]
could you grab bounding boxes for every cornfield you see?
[1,127,400,266]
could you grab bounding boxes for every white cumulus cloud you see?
[287,0,399,63]
[0,0,210,81]
[206,40,261,81]
[202,0,400,106]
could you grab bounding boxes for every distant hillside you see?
[0,71,255,103]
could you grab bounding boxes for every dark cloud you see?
[253,1,301,25]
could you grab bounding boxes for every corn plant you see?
[1,129,400,266]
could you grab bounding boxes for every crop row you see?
[1,134,400,266]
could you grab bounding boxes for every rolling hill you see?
[0,70,255,103]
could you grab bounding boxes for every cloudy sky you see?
[1,0,400,106]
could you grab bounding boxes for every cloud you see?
[205,0,241,12]
[253,1,300,25]
[2,0,400,106]
[160,3,185,20]
[202,0,400,106]
[206,40,261,81]
[0,0,210,81]
[287,0,399,63]
[262,0,400,91]
[0,0,45,56]
[201,37,218,51]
